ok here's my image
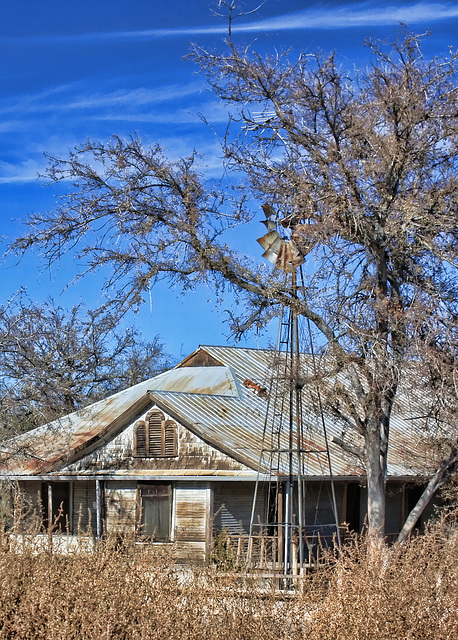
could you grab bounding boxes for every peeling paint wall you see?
[174,482,210,561]
[100,480,210,561]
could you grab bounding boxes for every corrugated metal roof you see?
[0,345,431,478]
[148,365,239,396]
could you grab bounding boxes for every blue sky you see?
[1,0,458,360]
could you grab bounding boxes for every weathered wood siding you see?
[102,480,210,561]
[174,482,210,562]
[104,481,137,534]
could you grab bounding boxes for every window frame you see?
[136,482,173,542]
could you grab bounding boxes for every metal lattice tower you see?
[248,206,340,576]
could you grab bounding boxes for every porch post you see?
[205,482,212,559]
[47,483,53,539]
[277,486,284,571]
[341,483,348,525]
[95,479,102,539]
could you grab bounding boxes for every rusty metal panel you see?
[1,390,153,475]
[147,390,363,477]
[177,346,429,477]
[148,366,239,397]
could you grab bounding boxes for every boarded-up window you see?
[138,483,172,541]
[134,410,177,457]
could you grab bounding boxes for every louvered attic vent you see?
[134,409,177,457]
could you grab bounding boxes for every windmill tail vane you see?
[257,204,307,273]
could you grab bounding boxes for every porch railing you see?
[214,528,400,572]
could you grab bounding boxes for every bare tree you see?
[0,294,171,435]
[8,12,458,537]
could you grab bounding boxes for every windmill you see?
[256,204,307,274]
[248,204,340,580]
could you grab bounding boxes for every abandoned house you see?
[0,345,438,563]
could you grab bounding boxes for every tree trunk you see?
[396,449,458,543]
[365,429,386,537]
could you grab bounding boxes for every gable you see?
[1,389,153,475]
[61,406,250,474]
[0,363,243,476]
[178,349,224,368]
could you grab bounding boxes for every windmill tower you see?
[248,205,340,577]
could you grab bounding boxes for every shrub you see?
[0,512,456,639]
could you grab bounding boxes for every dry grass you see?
[0,511,457,639]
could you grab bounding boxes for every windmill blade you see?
[275,242,295,273]
[258,204,307,273]
[261,203,276,219]
[257,230,283,252]
[288,239,307,266]
[261,219,277,233]
[262,248,281,265]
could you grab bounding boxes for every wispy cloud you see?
[0,82,225,183]
[0,81,205,122]
[120,2,458,36]
[0,159,45,184]
[3,2,458,45]
[63,82,203,111]
[237,2,458,32]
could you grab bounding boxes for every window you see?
[134,410,177,457]
[41,482,71,533]
[138,483,172,541]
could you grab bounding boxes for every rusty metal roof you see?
[147,364,239,396]
[0,345,432,479]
